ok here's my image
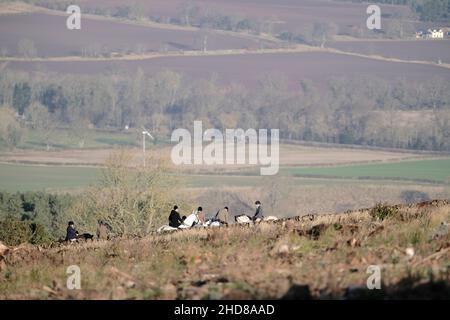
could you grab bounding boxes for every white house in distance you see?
[430,29,444,39]
[416,29,445,39]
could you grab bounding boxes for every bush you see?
[0,191,75,238]
[29,223,53,245]
[0,106,25,149]
[370,203,398,221]
[67,151,181,237]
[0,219,52,246]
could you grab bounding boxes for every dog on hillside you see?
[77,233,94,241]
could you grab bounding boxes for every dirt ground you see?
[9,51,450,90]
[0,12,259,57]
[0,144,428,168]
[75,0,409,35]
[0,2,38,15]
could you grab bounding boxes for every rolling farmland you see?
[0,139,430,168]
[75,0,410,34]
[1,1,447,93]
[0,12,260,58]
[7,51,450,89]
[1,157,449,192]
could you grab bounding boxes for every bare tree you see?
[262,176,290,216]
[71,117,91,148]
[26,102,56,151]
[179,1,199,26]
[312,22,337,48]
[0,106,25,149]
[68,151,180,236]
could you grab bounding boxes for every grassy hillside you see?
[1,200,449,299]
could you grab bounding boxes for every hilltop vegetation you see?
[0,200,449,299]
[0,190,74,240]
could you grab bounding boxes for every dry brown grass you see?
[0,147,170,167]
[1,200,449,299]
[0,143,427,168]
[0,2,38,15]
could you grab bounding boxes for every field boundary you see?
[0,2,38,15]
[2,44,449,71]
[289,173,447,185]
[0,161,102,169]
[0,45,320,62]
[280,139,450,156]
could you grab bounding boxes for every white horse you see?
[234,214,279,225]
[181,211,201,228]
[157,210,203,234]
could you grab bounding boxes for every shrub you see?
[0,106,25,149]
[0,219,52,246]
[370,203,398,221]
[67,151,181,237]
[0,191,75,238]
[29,223,53,245]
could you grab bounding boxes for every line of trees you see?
[0,191,74,239]
[338,0,450,22]
[0,70,450,150]
[0,69,449,151]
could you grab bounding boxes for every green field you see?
[283,159,450,183]
[0,128,146,151]
[0,163,364,192]
[0,158,449,192]
[0,163,263,192]
[0,163,101,192]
